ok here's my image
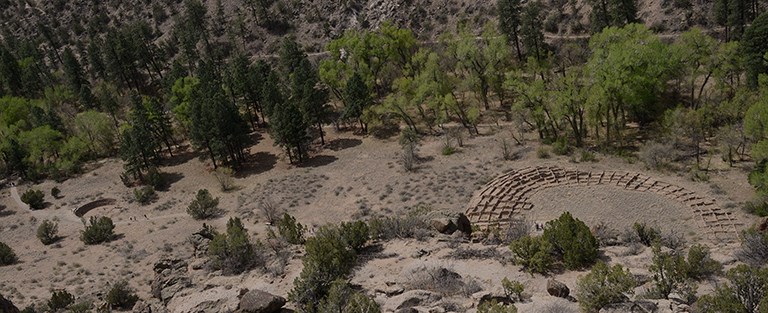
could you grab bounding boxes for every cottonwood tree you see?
[586,24,675,146]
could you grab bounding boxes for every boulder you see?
[546,279,570,299]
[237,289,286,313]
[426,212,472,235]
[151,259,192,304]
[384,290,443,311]
[0,294,19,313]
[757,217,768,233]
[430,218,457,234]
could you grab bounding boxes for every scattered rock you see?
[132,300,168,313]
[376,285,405,296]
[412,249,430,258]
[151,259,192,304]
[237,289,286,313]
[471,290,513,306]
[0,294,19,313]
[384,290,443,311]
[546,279,570,299]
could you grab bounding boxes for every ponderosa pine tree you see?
[497,0,524,62]
[188,61,250,168]
[343,72,371,131]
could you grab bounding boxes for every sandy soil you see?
[0,124,758,310]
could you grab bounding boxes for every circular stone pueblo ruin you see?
[465,166,743,242]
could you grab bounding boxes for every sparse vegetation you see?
[80,216,116,245]
[47,289,75,312]
[510,236,553,274]
[21,189,45,210]
[633,222,661,246]
[695,264,768,313]
[105,281,139,310]
[36,219,59,245]
[0,241,18,266]
[51,187,61,198]
[289,222,370,311]
[133,185,157,205]
[187,189,223,220]
[270,213,306,245]
[213,166,236,191]
[208,217,264,275]
[576,262,636,312]
[502,277,525,302]
[737,226,768,265]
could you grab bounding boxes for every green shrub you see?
[317,279,381,313]
[105,280,139,310]
[289,224,362,311]
[187,189,223,220]
[737,226,768,265]
[37,219,59,245]
[552,138,571,156]
[576,262,636,312]
[133,186,156,205]
[0,241,18,266]
[543,212,599,269]
[21,189,45,210]
[338,221,369,251]
[208,217,264,274]
[580,149,597,162]
[213,166,236,192]
[441,144,456,156]
[80,216,116,245]
[48,289,75,312]
[271,213,305,244]
[68,301,93,313]
[695,264,768,313]
[510,236,553,275]
[684,244,721,280]
[501,277,524,302]
[743,197,768,217]
[144,167,167,191]
[648,243,692,300]
[536,146,550,159]
[478,300,517,313]
[633,222,661,246]
[51,187,61,198]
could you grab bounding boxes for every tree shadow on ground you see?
[162,148,198,166]
[299,155,338,168]
[326,138,363,151]
[0,205,15,217]
[158,172,185,191]
[237,152,278,177]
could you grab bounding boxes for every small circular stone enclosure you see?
[72,198,117,217]
[465,166,742,242]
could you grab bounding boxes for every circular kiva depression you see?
[464,166,743,242]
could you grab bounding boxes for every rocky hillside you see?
[0,0,719,56]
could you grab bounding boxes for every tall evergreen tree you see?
[343,72,371,132]
[520,1,546,62]
[497,0,524,62]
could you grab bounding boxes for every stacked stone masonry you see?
[465,166,742,242]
